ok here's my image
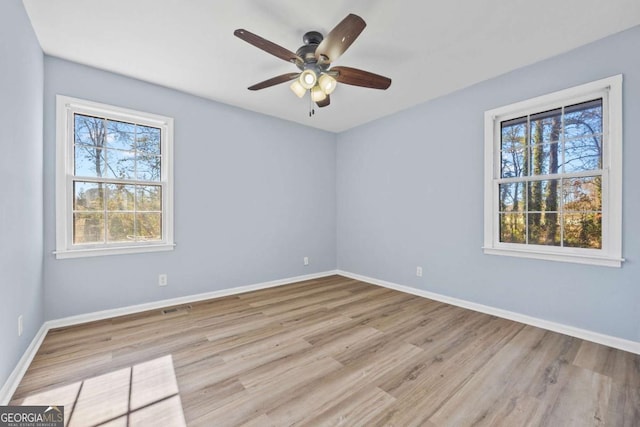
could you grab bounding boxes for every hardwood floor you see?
[10,275,640,426]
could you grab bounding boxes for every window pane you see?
[73,213,104,244]
[563,177,601,212]
[527,179,561,246]
[499,182,525,212]
[74,182,104,211]
[106,184,135,211]
[107,212,134,242]
[530,142,560,176]
[136,154,161,181]
[499,213,526,243]
[75,114,105,147]
[136,125,161,155]
[563,136,602,173]
[106,149,136,179]
[501,118,526,149]
[564,99,602,139]
[530,108,562,144]
[527,179,560,213]
[563,213,602,249]
[501,118,527,178]
[528,212,560,246]
[501,147,526,178]
[107,120,135,151]
[136,213,162,241]
[75,146,106,177]
[136,185,161,211]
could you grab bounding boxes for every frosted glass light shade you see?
[318,74,337,95]
[290,80,306,98]
[299,69,317,89]
[311,85,327,102]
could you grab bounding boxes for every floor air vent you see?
[161,304,192,315]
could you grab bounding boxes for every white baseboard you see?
[337,270,640,355]
[47,270,338,330]
[1,269,338,404]
[0,324,48,405]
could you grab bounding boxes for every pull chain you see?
[308,90,315,117]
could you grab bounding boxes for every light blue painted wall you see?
[337,26,640,342]
[43,57,337,320]
[0,0,44,387]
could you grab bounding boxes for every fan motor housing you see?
[296,31,329,71]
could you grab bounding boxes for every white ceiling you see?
[22,0,640,133]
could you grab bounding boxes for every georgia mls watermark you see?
[0,406,64,427]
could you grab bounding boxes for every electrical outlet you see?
[416,266,423,277]
[158,274,168,286]
[18,315,23,337]
[304,257,309,266]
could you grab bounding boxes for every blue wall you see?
[337,26,640,342]
[0,0,44,390]
[43,57,337,320]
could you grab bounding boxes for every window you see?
[483,76,622,267]
[56,96,174,258]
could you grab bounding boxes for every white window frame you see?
[55,95,175,259]
[483,75,623,267]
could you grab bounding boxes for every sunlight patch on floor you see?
[21,355,186,427]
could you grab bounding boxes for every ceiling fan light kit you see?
[234,13,391,115]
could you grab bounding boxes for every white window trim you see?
[55,95,175,259]
[483,75,623,267]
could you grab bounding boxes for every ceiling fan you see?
[234,13,391,114]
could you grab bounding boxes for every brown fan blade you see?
[331,66,391,90]
[234,29,302,65]
[315,14,366,64]
[316,95,330,108]
[248,73,300,91]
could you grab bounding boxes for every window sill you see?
[483,246,623,268]
[54,243,175,259]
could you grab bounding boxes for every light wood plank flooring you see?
[10,275,640,426]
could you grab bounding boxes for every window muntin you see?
[484,75,622,267]
[56,96,174,258]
